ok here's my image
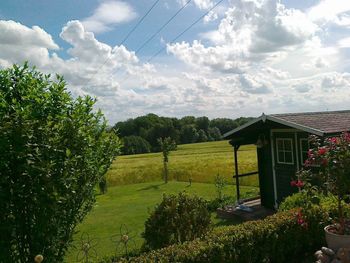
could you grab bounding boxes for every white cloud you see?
[178,0,213,10]
[338,37,350,48]
[308,0,350,23]
[0,20,58,67]
[82,1,137,33]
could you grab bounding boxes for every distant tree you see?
[114,118,137,137]
[158,137,177,183]
[197,129,208,142]
[122,135,151,155]
[180,125,199,144]
[180,116,196,126]
[195,116,210,132]
[208,127,222,141]
[210,118,238,135]
[0,64,121,262]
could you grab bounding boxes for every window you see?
[300,138,309,165]
[276,138,294,164]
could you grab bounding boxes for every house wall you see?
[270,130,309,207]
[257,141,275,209]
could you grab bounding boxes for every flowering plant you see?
[305,132,350,234]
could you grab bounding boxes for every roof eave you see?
[222,113,325,139]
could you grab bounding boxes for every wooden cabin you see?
[223,110,350,209]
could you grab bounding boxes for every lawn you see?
[107,141,258,187]
[65,181,259,262]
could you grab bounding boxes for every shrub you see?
[113,207,329,263]
[142,192,211,250]
[0,64,121,262]
[122,135,151,155]
[207,196,235,212]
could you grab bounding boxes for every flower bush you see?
[304,133,350,234]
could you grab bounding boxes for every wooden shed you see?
[223,110,350,209]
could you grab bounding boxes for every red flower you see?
[318,147,327,155]
[290,180,304,188]
[295,180,304,188]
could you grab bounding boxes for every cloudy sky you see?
[1,0,350,124]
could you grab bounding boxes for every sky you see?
[1,0,350,124]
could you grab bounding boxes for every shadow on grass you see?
[137,183,165,191]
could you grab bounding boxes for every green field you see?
[65,141,259,262]
[65,181,259,262]
[107,140,258,187]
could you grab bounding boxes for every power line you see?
[118,0,226,87]
[135,0,192,55]
[147,0,226,63]
[83,0,161,88]
[120,0,161,46]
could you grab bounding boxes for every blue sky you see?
[1,0,350,124]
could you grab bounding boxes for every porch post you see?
[234,145,240,202]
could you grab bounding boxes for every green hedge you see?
[102,207,328,263]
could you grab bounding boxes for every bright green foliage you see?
[214,174,227,200]
[142,192,211,250]
[117,208,329,263]
[0,64,121,262]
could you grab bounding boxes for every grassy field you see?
[107,141,259,187]
[65,181,259,262]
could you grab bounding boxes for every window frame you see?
[276,138,294,165]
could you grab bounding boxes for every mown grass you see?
[65,181,259,262]
[107,141,259,187]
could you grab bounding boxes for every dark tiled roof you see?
[270,110,350,134]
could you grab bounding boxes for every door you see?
[273,132,298,204]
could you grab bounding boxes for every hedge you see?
[101,207,328,263]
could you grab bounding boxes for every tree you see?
[197,129,208,142]
[208,127,222,141]
[157,137,177,183]
[0,64,121,262]
[195,116,210,132]
[180,125,199,144]
[122,135,151,155]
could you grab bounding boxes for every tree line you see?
[113,113,254,155]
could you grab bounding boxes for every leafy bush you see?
[142,192,211,250]
[280,192,350,225]
[0,64,121,262]
[112,207,329,263]
[122,135,151,155]
[207,196,236,212]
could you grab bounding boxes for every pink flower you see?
[307,149,313,158]
[329,137,338,144]
[290,180,297,187]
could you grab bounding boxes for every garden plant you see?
[0,63,121,262]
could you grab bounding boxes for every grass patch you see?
[107,141,258,187]
[65,181,259,262]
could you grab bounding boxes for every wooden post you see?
[234,145,240,202]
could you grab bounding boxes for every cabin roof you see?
[224,110,350,139]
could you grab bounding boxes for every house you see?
[223,110,350,210]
